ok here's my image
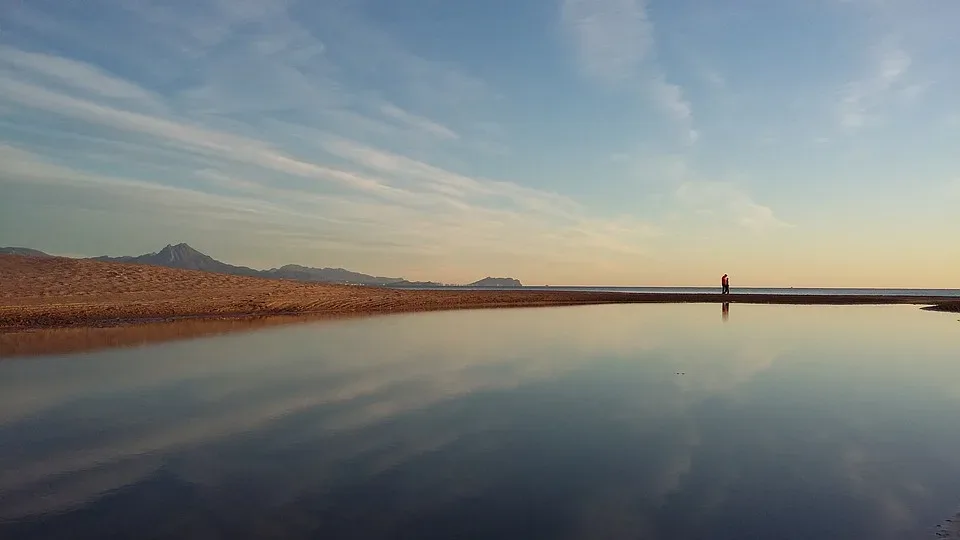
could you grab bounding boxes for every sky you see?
[0,0,957,287]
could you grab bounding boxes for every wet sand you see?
[935,510,960,539]
[926,302,960,313]
[2,254,958,335]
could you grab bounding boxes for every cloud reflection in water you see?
[1,304,959,539]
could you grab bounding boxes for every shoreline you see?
[5,294,958,359]
[2,254,958,333]
[4,288,958,332]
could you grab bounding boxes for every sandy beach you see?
[2,254,958,333]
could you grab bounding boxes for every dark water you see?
[1,304,959,539]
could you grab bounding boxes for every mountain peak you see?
[161,242,196,251]
[155,243,208,264]
[88,242,261,276]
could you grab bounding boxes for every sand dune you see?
[1,254,957,333]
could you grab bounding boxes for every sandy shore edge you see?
[3,292,958,332]
[2,254,958,333]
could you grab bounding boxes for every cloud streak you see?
[0,46,162,109]
[379,103,460,140]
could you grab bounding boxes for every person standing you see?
[721,274,730,295]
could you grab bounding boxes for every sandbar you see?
[2,255,958,334]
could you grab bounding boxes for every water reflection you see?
[722,302,729,322]
[0,313,358,359]
[0,304,959,539]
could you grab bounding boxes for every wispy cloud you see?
[560,0,654,85]
[320,137,582,216]
[676,181,791,232]
[560,0,696,141]
[649,75,698,142]
[379,103,459,140]
[0,145,292,222]
[838,40,912,130]
[0,46,162,110]
[701,69,726,90]
[0,74,416,201]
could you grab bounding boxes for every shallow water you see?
[401,285,960,297]
[1,304,959,539]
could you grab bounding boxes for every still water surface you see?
[403,286,960,297]
[1,304,959,539]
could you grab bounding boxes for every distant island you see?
[1,243,522,288]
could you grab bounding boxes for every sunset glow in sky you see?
[1,0,958,286]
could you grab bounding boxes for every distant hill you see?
[468,277,523,287]
[261,264,401,286]
[90,243,404,285]
[92,243,262,277]
[0,247,51,257]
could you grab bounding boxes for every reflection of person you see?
[721,274,730,295]
[722,302,729,322]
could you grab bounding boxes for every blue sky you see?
[0,0,957,286]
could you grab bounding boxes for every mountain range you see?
[1,243,522,287]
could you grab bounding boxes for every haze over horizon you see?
[1,0,958,288]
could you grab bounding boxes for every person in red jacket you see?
[721,274,729,295]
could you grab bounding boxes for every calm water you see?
[1,304,959,539]
[402,286,960,297]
